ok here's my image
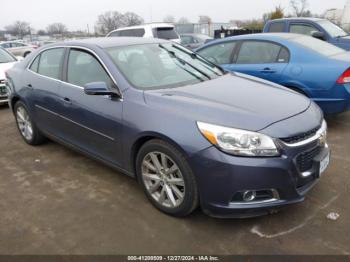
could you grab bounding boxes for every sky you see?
[0,0,348,32]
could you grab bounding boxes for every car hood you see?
[144,74,311,132]
[0,62,17,80]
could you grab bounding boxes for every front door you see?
[57,48,123,166]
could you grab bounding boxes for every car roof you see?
[196,33,308,51]
[51,37,168,49]
[219,33,304,41]
[180,33,211,37]
[109,23,175,32]
[268,17,325,23]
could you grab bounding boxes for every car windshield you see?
[155,28,179,40]
[0,48,16,63]
[317,20,348,38]
[291,35,345,56]
[106,43,224,90]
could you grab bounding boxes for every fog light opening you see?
[242,190,256,202]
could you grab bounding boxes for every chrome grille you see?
[281,126,321,144]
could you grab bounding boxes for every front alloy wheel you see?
[142,152,185,208]
[137,139,198,217]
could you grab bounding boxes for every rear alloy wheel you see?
[137,140,198,217]
[15,101,46,145]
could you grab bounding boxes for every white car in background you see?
[107,23,181,43]
[0,41,37,57]
[0,48,19,105]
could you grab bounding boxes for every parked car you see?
[180,34,213,50]
[263,18,350,51]
[0,41,37,57]
[196,33,350,115]
[6,38,330,218]
[107,23,181,43]
[0,48,19,105]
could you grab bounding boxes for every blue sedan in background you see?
[196,33,350,114]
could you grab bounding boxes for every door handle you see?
[62,97,72,105]
[27,84,33,90]
[260,68,276,73]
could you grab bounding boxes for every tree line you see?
[2,0,322,38]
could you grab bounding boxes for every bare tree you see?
[95,11,126,35]
[263,5,285,22]
[163,15,175,23]
[290,0,309,17]
[5,21,30,38]
[124,12,144,26]
[46,23,68,35]
[95,11,144,35]
[178,17,190,24]
[37,29,47,36]
[198,15,212,24]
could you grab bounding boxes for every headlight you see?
[197,122,280,157]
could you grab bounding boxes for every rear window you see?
[268,22,285,32]
[153,27,179,40]
[291,36,345,56]
[109,29,145,37]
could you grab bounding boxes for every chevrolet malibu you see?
[6,38,330,218]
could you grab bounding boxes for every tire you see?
[14,101,46,145]
[136,139,199,217]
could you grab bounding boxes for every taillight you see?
[337,68,350,84]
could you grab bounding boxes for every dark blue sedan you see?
[196,33,350,115]
[6,38,330,218]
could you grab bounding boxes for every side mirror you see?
[312,31,326,41]
[16,56,24,61]
[84,82,120,98]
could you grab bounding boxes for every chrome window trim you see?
[281,120,327,148]
[35,104,115,141]
[26,45,122,98]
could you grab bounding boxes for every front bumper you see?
[189,140,330,218]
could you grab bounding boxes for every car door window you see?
[29,55,41,73]
[236,41,285,64]
[37,48,64,79]
[181,36,193,45]
[268,22,285,32]
[290,24,319,36]
[197,42,236,64]
[67,49,112,88]
[109,31,121,37]
[1,43,10,48]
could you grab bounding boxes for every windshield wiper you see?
[171,44,226,76]
[159,44,212,80]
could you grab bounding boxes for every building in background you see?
[325,0,350,31]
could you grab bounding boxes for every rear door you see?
[57,48,123,166]
[265,21,286,33]
[24,47,65,135]
[227,40,289,83]
[288,23,321,36]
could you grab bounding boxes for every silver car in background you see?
[0,41,37,57]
